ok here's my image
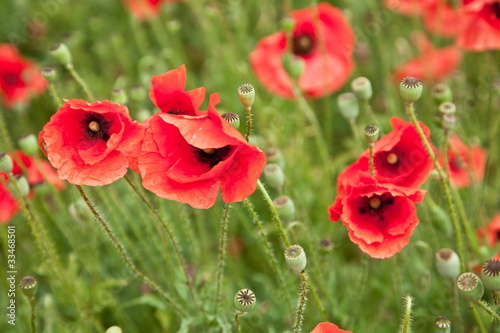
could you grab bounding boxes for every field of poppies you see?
[1,0,500,332]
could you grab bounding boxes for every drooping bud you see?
[282,54,304,79]
[234,289,256,313]
[434,316,451,333]
[273,195,295,222]
[221,113,240,129]
[19,276,38,300]
[457,272,484,303]
[351,77,373,101]
[319,239,334,254]
[50,43,72,66]
[431,83,452,105]
[266,148,285,169]
[285,244,307,273]
[263,163,285,191]
[0,153,13,173]
[111,89,128,105]
[41,67,57,82]
[435,248,461,279]
[238,84,255,110]
[400,77,423,102]
[18,134,39,155]
[364,125,379,146]
[337,92,359,120]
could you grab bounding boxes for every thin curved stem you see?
[293,272,310,333]
[245,107,252,142]
[303,273,327,322]
[66,64,95,101]
[471,302,487,333]
[476,300,500,322]
[213,203,231,313]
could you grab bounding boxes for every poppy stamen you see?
[369,197,381,209]
[292,33,315,56]
[88,121,100,132]
[193,145,232,169]
[492,3,500,19]
[203,148,216,154]
[387,153,398,165]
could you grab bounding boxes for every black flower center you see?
[192,145,232,169]
[492,2,500,19]
[292,33,315,56]
[358,194,394,222]
[81,113,110,141]
[166,108,185,115]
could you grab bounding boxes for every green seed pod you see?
[0,153,13,173]
[364,125,379,145]
[266,148,285,169]
[282,54,304,79]
[221,113,240,129]
[19,276,38,300]
[9,176,30,197]
[457,272,484,303]
[281,15,295,32]
[273,195,295,222]
[434,316,451,333]
[285,244,307,273]
[436,248,461,279]
[238,84,255,110]
[263,163,285,190]
[41,67,56,82]
[337,92,359,120]
[351,77,373,101]
[431,83,452,105]
[49,43,72,66]
[442,113,457,131]
[319,239,334,254]
[400,77,423,102]
[234,288,256,313]
[130,85,147,103]
[438,102,456,115]
[18,133,39,156]
[105,326,123,333]
[111,89,128,105]
[481,259,500,291]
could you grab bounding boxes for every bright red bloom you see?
[10,151,65,192]
[384,0,435,16]
[394,34,462,83]
[249,3,354,99]
[329,174,426,259]
[422,2,463,38]
[0,44,47,108]
[457,0,500,51]
[39,100,144,186]
[311,322,353,333]
[439,135,487,188]
[0,173,18,224]
[121,0,181,21]
[477,213,500,248]
[337,117,434,195]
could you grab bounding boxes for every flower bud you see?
[111,89,127,105]
[431,83,452,105]
[435,248,461,279]
[282,54,304,79]
[234,288,256,313]
[285,244,307,273]
[266,148,285,169]
[19,276,38,300]
[18,133,39,155]
[41,67,57,82]
[364,125,379,145]
[337,93,359,120]
[434,316,451,333]
[10,176,30,197]
[130,85,147,103]
[400,77,423,102]
[105,326,123,333]
[351,77,373,101]
[273,195,295,222]
[457,272,484,303]
[238,84,255,110]
[281,15,295,32]
[481,259,500,291]
[319,239,334,254]
[50,43,72,66]
[263,163,284,190]
[0,153,13,173]
[221,113,240,129]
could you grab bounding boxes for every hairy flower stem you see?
[398,295,413,333]
[213,203,231,314]
[0,108,14,152]
[470,303,487,333]
[257,180,291,248]
[450,280,464,333]
[293,272,310,333]
[475,300,500,322]
[405,102,465,271]
[304,273,327,322]
[234,311,244,333]
[48,83,62,108]
[75,185,186,316]
[28,297,36,333]
[245,107,252,142]
[361,100,379,130]
[369,145,375,176]
[123,175,200,312]
[65,64,95,101]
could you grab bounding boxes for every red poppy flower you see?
[249,2,354,99]
[10,151,65,192]
[457,0,500,51]
[329,174,426,259]
[337,117,434,195]
[39,99,144,186]
[0,44,47,108]
[477,213,500,248]
[311,322,353,333]
[384,0,435,16]
[394,34,462,83]
[438,135,487,188]
[0,173,18,224]
[121,0,181,21]
[422,2,463,38]
[139,92,266,209]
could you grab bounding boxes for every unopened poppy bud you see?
[105,326,123,333]
[263,163,284,190]
[431,83,452,105]
[136,109,152,123]
[41,67,56,82]
[130,85,147,103]
[234,288,256,313]
[282,54,304,79]
[364,125,379,145]
[438,102,456,115]
[19,276,38,300]
[238,84,255,110]
[10,176,30,197]
[337,93,359,120]
[0,153,13,173]
[18,133,39,155]
[266,148,285,169]
[434,316,451,333]
[50,43,72,66]
[111,89,127,105]
[273,195,295,222]
[285,244,307,273]
[319,239,334,254]
[457,272,484,303]
[481,259,500,292]
[351,77,373,101]
[281,15,295,32]
[436,248,461,279]
[400,77,423,102]
[221,113,240,129]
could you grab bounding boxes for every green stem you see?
[369,145,375,176]
[293,272,310,333]
[476,300,500,322]
[361,99,379,129]
[349,118,362,153]
[245,107,252,142]
[304,273,327,322]
[0,108,14,152]
[29,298,36,333]
[75,185,185,316]
[257,180,290,248]
[235,312,243,333]
[470,302,487,333]
[48,83,62,108]
[399,295,413,333]
[66,64,95,101]
[213,203,231,313]
[405,102,465,271]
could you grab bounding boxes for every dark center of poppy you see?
[495,230,500,241]
[358,194,394,222]
[369,197,381,209]
[193,145,232,169]
[166,108,184,115]
[81,113,110,141]
[387,153,398,165]
[492,2,500,19]
[292,33,315,56]
[4,74,19,85]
